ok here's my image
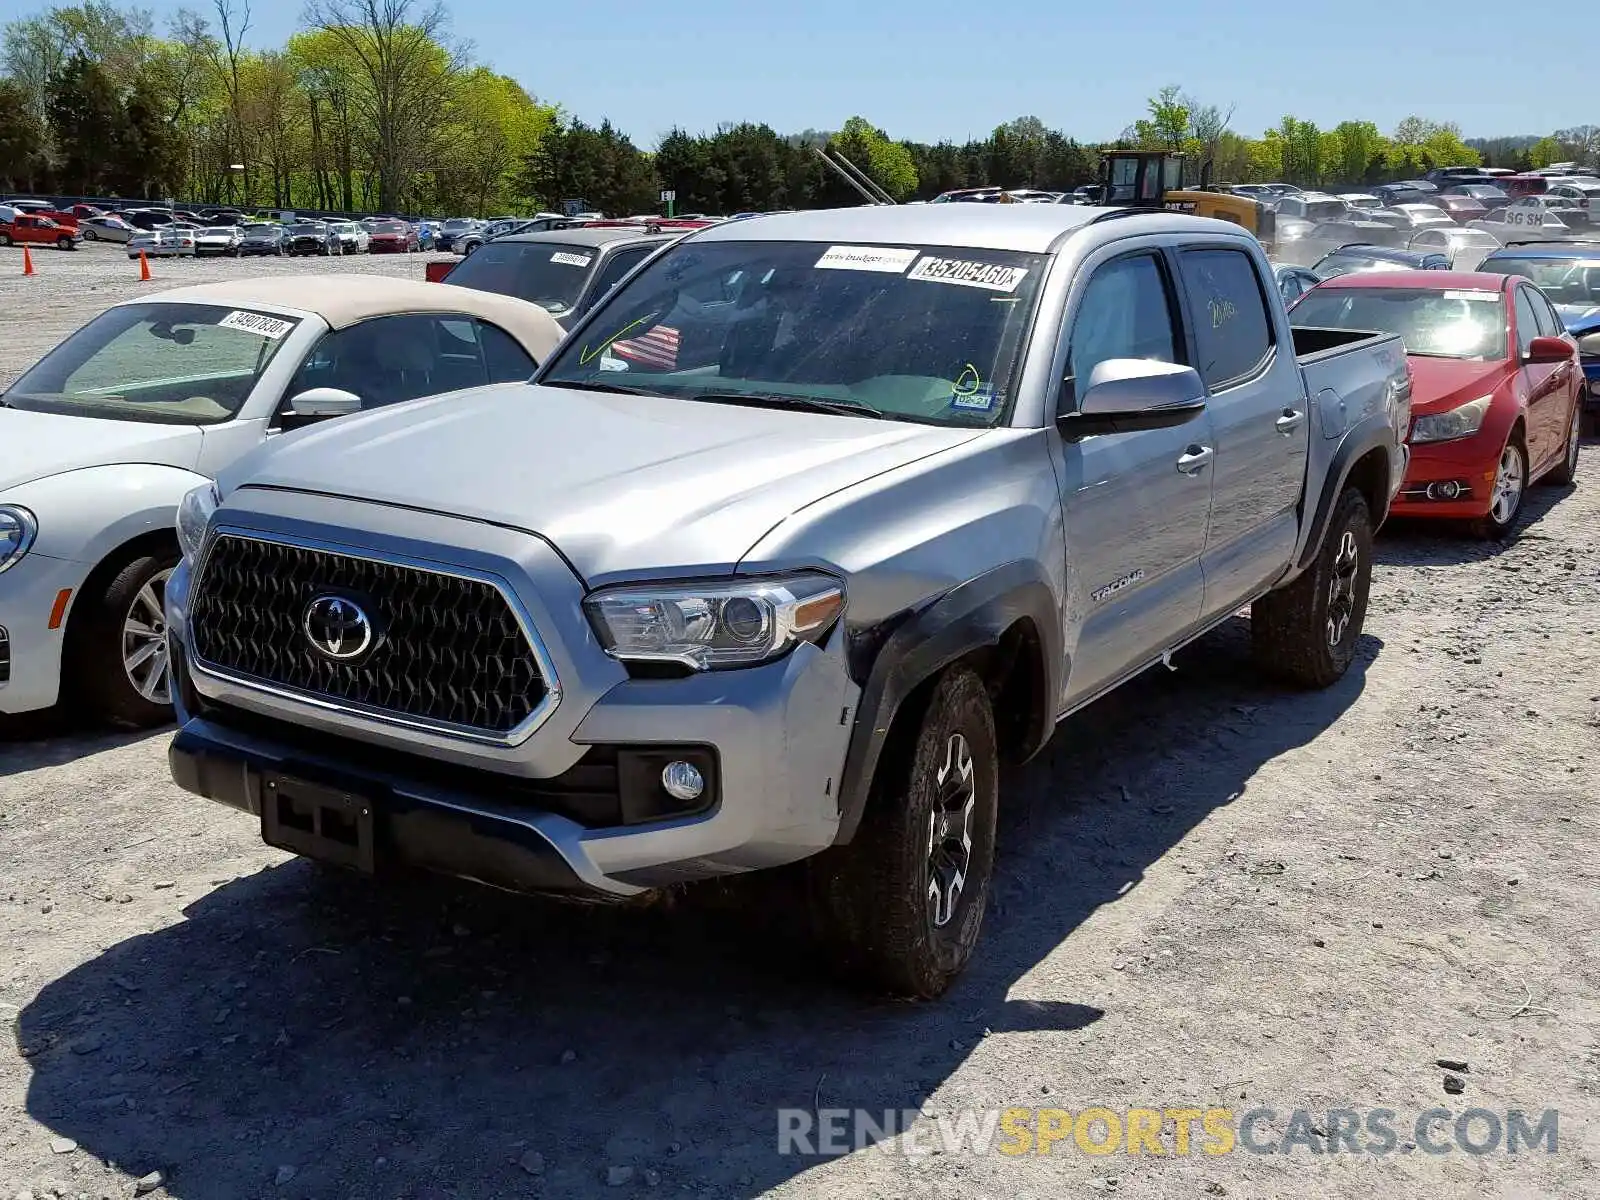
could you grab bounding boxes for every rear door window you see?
[1177,248,1276,389]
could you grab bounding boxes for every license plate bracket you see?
[260,773,376,873]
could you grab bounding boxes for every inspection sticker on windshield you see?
[217,310,294,339]
[1442,290,1499,302]
[951,383,999,411]
[551,251,592,267]
[907,256,1029,293]
[813,245,919,273]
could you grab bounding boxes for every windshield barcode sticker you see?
[907,257,1030,293]
[551,251,592,267]
[1442,290,1499,302]
[217,310,294,339]
[813,245,919,273]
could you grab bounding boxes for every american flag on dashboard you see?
[613,325,680,370]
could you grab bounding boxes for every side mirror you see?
[1057,359,1208,439]
[284,387,362,420]
[1526,335,1574,364]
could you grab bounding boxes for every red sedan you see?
[367,219,418,253]
[1290,270,1584,538]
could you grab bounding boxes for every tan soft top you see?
[136,274,566,363]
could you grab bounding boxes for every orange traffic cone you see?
[22,246,34,276]
[138,250,151,281]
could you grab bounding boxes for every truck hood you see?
[1404,357,1513,417]
[223,383,983,583]
[0,407,204,491]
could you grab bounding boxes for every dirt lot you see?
[2,245,1598,1199]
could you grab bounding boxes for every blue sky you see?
[3,0,1577,147]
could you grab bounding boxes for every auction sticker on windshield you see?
[551,252,592,267]
[814,245,920,273]
[217,310,295,339]
[907,256,1030,293]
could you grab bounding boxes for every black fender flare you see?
[1297,419,1395,572]
[833,560,1063,845]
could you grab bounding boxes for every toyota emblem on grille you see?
[302,595,374,660]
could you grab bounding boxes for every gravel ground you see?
[2,245,1598,1199]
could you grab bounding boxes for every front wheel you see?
[808,667,998,998]
[1542,404,1581,487]
[1471,438,1527,539]
[58,235,73,251]
[1252,486,1373,688]
[81,227,97,241]
[68,550,182,728]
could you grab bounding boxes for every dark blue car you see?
[1476,242,1600,428]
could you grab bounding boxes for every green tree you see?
[0,77,47,189]
[1528,136,1563,169]
[829,116,917,201]
[46,52,122,191]
[1133,85,1189,151]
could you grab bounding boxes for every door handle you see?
[1175,445,1214,474]
[1275,408,1306,434]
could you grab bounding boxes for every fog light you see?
[1425,480,1463,500]
[661,761,705,802]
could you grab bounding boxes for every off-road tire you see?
[1543,404,1581,487]
[1252,486,1373,689]
[808,667,998,999]
[69,550,181,729]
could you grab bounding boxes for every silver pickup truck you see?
[164,206,1410,997]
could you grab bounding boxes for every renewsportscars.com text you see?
[777,1106,1559,1158]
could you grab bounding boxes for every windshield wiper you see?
[687,390,886,419]
[541,379,669,398]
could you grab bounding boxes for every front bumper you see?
[1583,366,1599,411]
[1390,436,1498,519]
[0,551,85,715]
[164,499,860,897]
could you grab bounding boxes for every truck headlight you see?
[1410,395,1493,444]
[175,483,219,560]
[584,572,844,670]
[0,505,38,575]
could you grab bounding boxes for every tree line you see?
[3,6,1598,218]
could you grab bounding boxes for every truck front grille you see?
[189,534,551,739]
[0,626,10,684]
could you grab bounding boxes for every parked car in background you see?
[1275,192,1354,223]
[66,203,106,220]
[437,227,678,329]
[0,276,565,728]
[1431,193,1490,225]
[435,218,481,252]
[162,205,1409,998]
[1375,185,1432,207]
[330,221,370,253]
[1290,270,1582,538]
[1475,242,1600,429]
[1272,262,1324,305]
[1502,174,1550,199]
[1503,194,1589,228]
[1440,184,1509,207]
[194,226,244,257]
[1548,179,1600,215]
[1406,226,1502,270]
[1469,198,1585,242]
[77,214,136,243]
[1339,193,1383,211]
[121,209,176,231]
[237,223,287,256]
[367,219,419,253]
[1381,204,1457,233]
[127,227,196,258]
[284,220,341,257]
[0,212,79,250]
[2,199,79,227]
[413,221,437,250]
[1313,244,1451,278]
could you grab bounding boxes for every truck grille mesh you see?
[189,535,547,734]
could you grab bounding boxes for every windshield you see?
[1313,253,1413,278]
[1476,256,1600,306]
[1290,287,1507,360]
[538,239,1046,428]
[2,302,300,425]
[443,241,601,315]
[243,223,275,235]
[1304,200,1349,222]
[203,227,233,236]
[289,223,322,233]
[374,221,407,233]
[1456,186,1507,201]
